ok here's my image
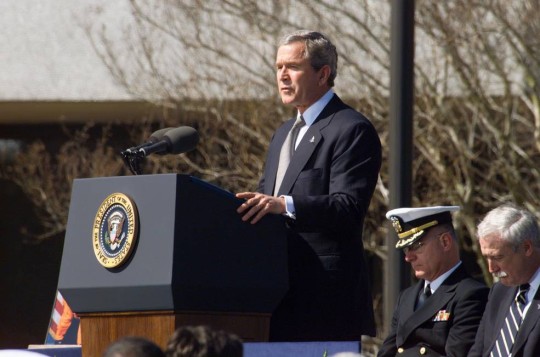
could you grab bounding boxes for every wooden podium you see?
[57,174,288,357]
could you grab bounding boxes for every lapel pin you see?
[309,136,315,143]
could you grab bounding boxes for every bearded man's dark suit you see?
[257,94,381,341]
[469,283,540,357]
[377,264,488,357]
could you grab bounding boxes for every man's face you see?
[479,233,531,286]
[403,229,447,281]
[275,41,327,112]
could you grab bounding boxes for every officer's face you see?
[404,229,447,281]
[480,234,533,286]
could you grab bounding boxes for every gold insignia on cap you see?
[397,220,439,239]
[395,231,424,249]
[390,216,403,233]
[394,221,439,249]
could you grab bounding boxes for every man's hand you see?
[236,192,286,224]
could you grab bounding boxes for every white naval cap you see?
[386,206,460,249]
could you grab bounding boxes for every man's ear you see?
[440,232,453,251]
[318,65,331,86]
[523,239,534,256]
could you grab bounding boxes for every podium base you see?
[79,310,270,357]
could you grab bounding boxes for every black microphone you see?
[124,127,174,154]
[138,126,199,157]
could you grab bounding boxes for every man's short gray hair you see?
[477,203,540,249]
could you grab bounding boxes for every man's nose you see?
[487,259,497,272]
[404,251,415,262]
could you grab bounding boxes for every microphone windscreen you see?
[164,126,199,154]
[148,127,174,143]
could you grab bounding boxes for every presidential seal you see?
[92,193,139,268]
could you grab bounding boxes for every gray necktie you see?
[274,115,305,195]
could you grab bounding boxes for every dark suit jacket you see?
[377,265,488,357]
[258,94,381,341]
[469,283,540,357]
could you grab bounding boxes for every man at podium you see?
[237,30,381,341]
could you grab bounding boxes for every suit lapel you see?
[397,266,467,345]
[276,124,322,195]
[513,289,540,354]
[395,281,424,346]
[404,282,422,315]
[485,286,517,353]
[275,97,338,196]
[398,284,457,343]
